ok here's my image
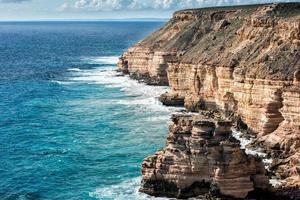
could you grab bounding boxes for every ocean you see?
[0,21,177,200]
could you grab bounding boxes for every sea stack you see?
[140,114,269,199]
[118,2,300,199]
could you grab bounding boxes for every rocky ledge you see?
[118,2,300,199]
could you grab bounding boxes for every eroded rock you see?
[119,3,300,190]
[140,114,269,199]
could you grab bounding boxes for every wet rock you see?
[159,92,185,106]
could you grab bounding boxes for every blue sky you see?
[0,0,299,20]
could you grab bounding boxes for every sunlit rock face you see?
[140,114,269,199]
[119,2,300,195]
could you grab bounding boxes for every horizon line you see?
[0,18,170,22]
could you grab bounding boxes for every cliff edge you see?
[118,2,300,199]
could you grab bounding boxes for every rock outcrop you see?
[118,2,300,198]
[140,114,269,199]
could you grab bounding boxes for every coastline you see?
[118,3,300,199]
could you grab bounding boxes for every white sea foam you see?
[83,56,120,65]
[269,178,285,188]
[232,130,266,157]
[69,67,168,97]
[52,57,175,114]
[115,96,176,114]
[51,80,75,85]
[65,56,178,113]
[89,177,168,200]
[232,129,283,187]
[67,68,82,72]
[145,115,171,122]
[69,67,171,101]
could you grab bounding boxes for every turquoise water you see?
[0,21,176,200]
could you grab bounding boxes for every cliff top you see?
[174,2,300,14]
[132,2,300,81]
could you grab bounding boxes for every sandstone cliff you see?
[140,114,269,199]
[118,2,300,199]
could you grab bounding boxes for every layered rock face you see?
[140,114,269,199]
[119,3,300,191]
[118,48,175,85]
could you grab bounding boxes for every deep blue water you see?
[0,21,175,200]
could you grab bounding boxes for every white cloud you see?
[68,0,192,11]
[65,0,299,11]
[73,0,123,11]
[127,0,146,10]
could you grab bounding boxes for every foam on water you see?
[51,80,76,85]
[67,68,82,72]
[232,130,266,157]
[65,57,179,114]
[145,115,171,122]
[68,69,176,114]
[89,177,168,200]
[69,67,168,98]
[83,56,120,65]
[232,129,284,187]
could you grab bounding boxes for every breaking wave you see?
[82,56,120,65]
[232,129,282,187]
[89,177,167,200]
[62,56,178,114]
[67,68,82,72]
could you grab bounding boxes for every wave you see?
[67,65,178,113]
[67,68,82,72]
[145,115,172,122]
[89,177,167,200]
[51,80,75,85]
[70,68,169,98]
[49,55,179,115]
[232,129,284,187]
[232,129,266,157]
[82,56,119,65]
[63,56,171,102]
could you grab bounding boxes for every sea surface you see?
[0,21,176,200]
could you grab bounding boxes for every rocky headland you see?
[118,3,300,199]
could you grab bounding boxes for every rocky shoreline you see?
[140,113,270,199]
[118,3,300,199]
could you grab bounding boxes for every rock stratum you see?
[141,114,269,199]
[118,3,300,199]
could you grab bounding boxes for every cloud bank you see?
[63,0,297,11]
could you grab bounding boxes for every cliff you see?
[118,2,300,199]
[140,114,269,199]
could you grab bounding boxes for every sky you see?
[0,0,299,21]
